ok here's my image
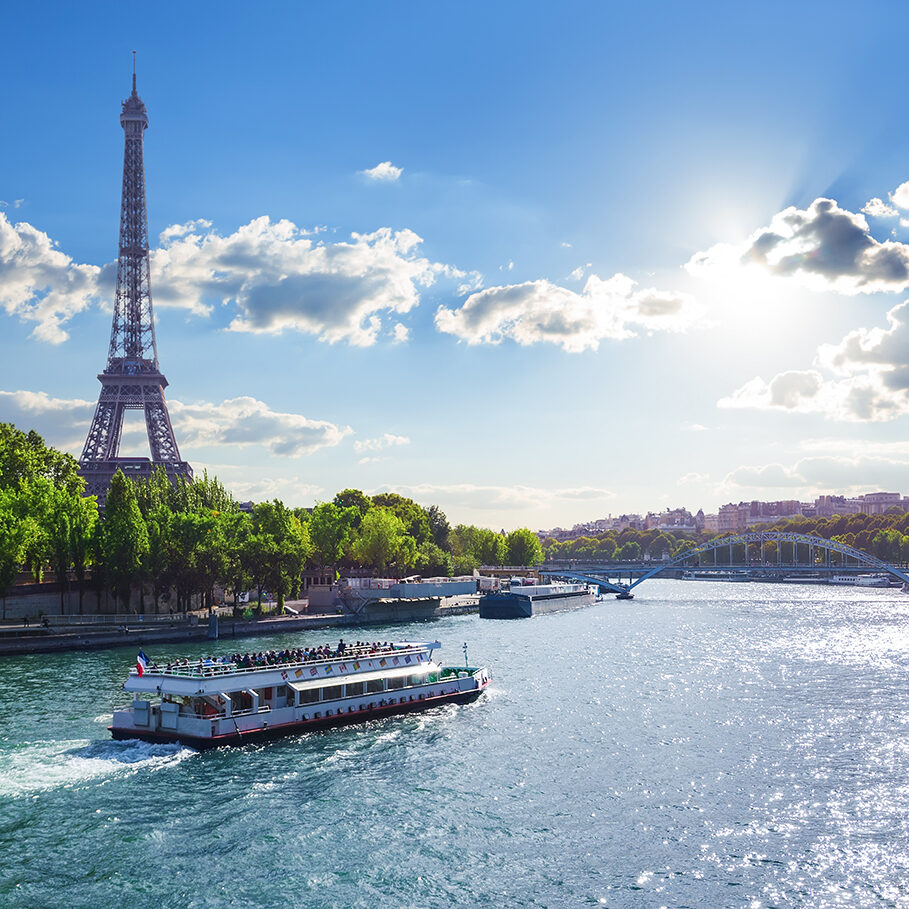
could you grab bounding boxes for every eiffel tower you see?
[80,63,192,505]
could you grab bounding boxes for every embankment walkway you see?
[0,596,479,657]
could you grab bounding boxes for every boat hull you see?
[109,681,488,749]
[479,591,595,619]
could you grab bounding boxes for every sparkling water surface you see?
[1,580,908,908]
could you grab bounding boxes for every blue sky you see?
[3,2,909,529]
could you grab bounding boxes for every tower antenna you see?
[132,51,136,92]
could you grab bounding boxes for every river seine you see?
[1,579,907,908]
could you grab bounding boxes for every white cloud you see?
[155,218,450,346]
[194,468,323,505]
[0,213,106,343]
[678,471,709,485]
[359,161,403,182]
[560,241,573,248]
[0,389,95,449]
[169,396,352,456]
[567,263,592,281]
[435,273,703,353]
[682,422,708,432]
[1,213,460,347]
[724,455,909,496]
[391,322,409,343]
[353,433,410,453]
[688,197,909,295]
[375,482,616,512]
[862,198,898,218]
[721,301,909,422]
[0,388,351,458]
[892,181,909,210]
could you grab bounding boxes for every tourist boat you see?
[829,574,890,588]
[109,640,490,748]
[478,581,596,619]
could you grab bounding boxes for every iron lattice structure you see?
[80,72,192,504]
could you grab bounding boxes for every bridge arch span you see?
[546,531,909,596]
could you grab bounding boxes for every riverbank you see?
[0,595,480,656]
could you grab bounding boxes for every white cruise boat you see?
[110,640,489,748]
[829,574,890,588]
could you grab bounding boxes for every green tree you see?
[245,501,311,608]
[426,504,451,550]
[308,502,357,566]
[143,504,174,613]
[351,507,408,574]
[371,493,432,544]
[69,493,98,614]
[332,489,372,527]
[505,528,544,566]
[102,470,150,610]
[0,487,38,613]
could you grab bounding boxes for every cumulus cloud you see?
[0,388,351,458]
[0,389,95,449]
[152,217,451,345]
[863,198,898,218]
[353,433,410,454]
[721,301,909,422]
[892,181,909,210]
[359,161,403,182]
[688,197,909,295]
[434,273,703,352]
[168,396,352,456]
[1,213,460,347]
[0,213,106,342]
[724,454,909,495]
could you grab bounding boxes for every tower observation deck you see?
[79,67,192,505]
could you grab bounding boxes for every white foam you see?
[0,738,197,797]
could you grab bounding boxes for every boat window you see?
[366,678,385,693]
[345,681,364,697]
[298,689,319,705]
[387,676,405,690]
[322,685,343,701]
[275,685,286,699]
[408,675,424,686]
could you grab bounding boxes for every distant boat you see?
[829,574,890,588]
[479,581,596,619]
[681,570,750,582]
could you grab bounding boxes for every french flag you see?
[136,650,150,676]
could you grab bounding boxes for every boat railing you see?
[136,645,430,679]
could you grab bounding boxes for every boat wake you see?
[0,737,197,797]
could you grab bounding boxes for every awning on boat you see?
[287,663,432,693]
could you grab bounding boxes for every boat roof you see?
[288,663,432,693]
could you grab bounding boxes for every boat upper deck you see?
[129,641,439,683]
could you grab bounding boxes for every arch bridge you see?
[541,531,909,598]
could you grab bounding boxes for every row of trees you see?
[542,511,909,565]
[0,423,544,615]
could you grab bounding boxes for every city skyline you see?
[3,3,909,529]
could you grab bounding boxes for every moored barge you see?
[479,581,596,619]
[110,640,489,748]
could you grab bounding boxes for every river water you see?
[1,579,907,908]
